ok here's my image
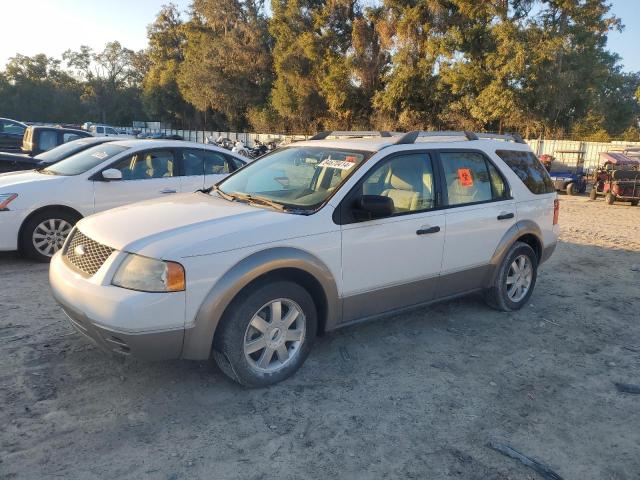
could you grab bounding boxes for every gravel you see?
[1,195,639,479]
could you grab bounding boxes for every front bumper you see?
[0,209,25,251]
[49,251,186,360]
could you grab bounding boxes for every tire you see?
[565,183,576,196]
[631,200,639,206]
[589,188,597,201]
[20,209,80,262]
[605,193,615,205]
[483,241,538,312]
[212,280,317,387]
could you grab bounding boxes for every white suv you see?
[0,140,246,261]
[49,131,559,386]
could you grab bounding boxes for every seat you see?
[130,156,148,179]
[146,153,172,178]
[381,158,424,212]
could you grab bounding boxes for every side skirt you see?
[338,264,491,329]
[335,288,484,331]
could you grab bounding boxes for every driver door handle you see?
[497,212,514,220]
[160,188,177,194]
[416,226,440,235]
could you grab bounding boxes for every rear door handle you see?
[160,188,177,194]
[416,226,440,235]
[497,212,514,220]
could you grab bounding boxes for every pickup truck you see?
[0,126,91,166]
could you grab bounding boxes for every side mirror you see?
[355,195,394,220]
[101,168,123,181]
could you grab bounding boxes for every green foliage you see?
[0,0,638,137]
[142,3,194,126]
[178,0,273,130]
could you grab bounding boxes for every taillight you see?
[553,199,559,225]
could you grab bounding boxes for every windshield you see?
[42,144,129,176]
[217,146,371,210]
[35,140,93,163]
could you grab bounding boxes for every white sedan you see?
[0,140,246,261]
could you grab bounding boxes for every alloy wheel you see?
[243,298,305,373]
[32,219,73,257]
[506,254,533,303]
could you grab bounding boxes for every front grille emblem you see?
[74,244,86,257]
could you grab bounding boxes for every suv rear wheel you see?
[213,280,317,387]
[484,241,538,311]
[20,209,79,262]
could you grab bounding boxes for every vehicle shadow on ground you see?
[1,239,639,479]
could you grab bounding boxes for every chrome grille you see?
[64,229,114,277]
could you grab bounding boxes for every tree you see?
[178,0,273,130]
[64,42,143,123]
[0,54,86,122]
[142,3,194,126]
[269,0,326,132]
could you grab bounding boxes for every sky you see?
[0,0,638,72]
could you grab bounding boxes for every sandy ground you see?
[1,195,639,480]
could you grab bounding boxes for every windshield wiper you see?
[204,184,237,201]
[207,186,309,214]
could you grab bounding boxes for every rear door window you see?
[441,152,498,206]
[204,151,231,174]
[495,150,555,194]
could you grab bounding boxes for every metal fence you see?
[121,127,640,172]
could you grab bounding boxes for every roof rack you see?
[395,131,479,144]
[309,131,393,140]
[394,130,526,145]
[474,132,526,144]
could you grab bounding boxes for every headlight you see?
[0,193,18,210]
[112,254,185,292]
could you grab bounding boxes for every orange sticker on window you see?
[458,168,473,187]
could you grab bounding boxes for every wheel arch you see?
[488,220,545,286]
[18,204,83,250]
[181,247,340,360]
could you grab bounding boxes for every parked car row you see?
[35,130,559,386]
[0,139,247,261]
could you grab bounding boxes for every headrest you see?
[389,158,423,191]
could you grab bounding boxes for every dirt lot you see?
[1,195,639,480]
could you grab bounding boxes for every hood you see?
[77,193,321,259]
[0,169,63,188]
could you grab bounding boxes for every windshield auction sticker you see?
[318,159,356,170]
[91,151,110,160]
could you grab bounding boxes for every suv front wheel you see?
[484,241,538,311]
[213,280,317,387]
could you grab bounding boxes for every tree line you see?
[1,0,639,140]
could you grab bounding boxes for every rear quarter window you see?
[495,150,555,195]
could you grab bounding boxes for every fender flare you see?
[487,219,544,284]
[181,247,340,360]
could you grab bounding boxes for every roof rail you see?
[309,131,393,140]
[474,132,526,144]
[395,130,479,145]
